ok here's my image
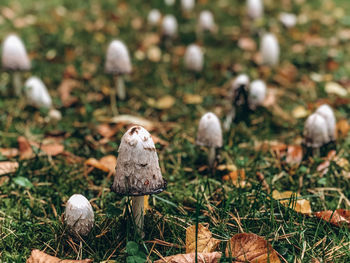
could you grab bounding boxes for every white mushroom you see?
[105,40,132,114]
[181,0,195,12]
[2,34,31,96]
[279,12,297,28]
[164,0,175,6]
[304,113,329,153]
[148,9,161,26]
[315,104,336,142]
[197,10,216,34]
[64,194,94,237]
[247,0,263,20]
[162,15,178,39]
[260,33,280,66]
[111,126,166,237]
[184,44,204,72]
[24,77,52,109]
[248,80,266,110]
[196,112,223,170]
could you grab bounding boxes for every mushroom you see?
[181,0,195,13]
[260,33,280,66]
[148,9,162,27]
[164,0,175,6]
[162,15,178,39]
[224,74,250,131]
[111,126,166,237]
[248,79,266,110]
[1,34,31,96]
[247,0,263,20]
[197,10,216,34]
[315,104,336,142]
[279,13,297,28]
[303,113,329,155]
[105,39,132,115]
[184,44,204,73]
[196,112,223,171]
[24,76,52,109]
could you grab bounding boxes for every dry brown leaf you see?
[39,143,65,156]
[222,170,246,187]
[225,233,280,263]
[96,123,120,138]
[314,209,350,228]
[183,94,203,104]
[85,158,109,173]
[147,95,175,110]
[292,106,309,119]
[58,79,80,107]
[272,190,312,214]
[154,252,222,263]
[186,224,220,253]
[336,119,350,138]
[217,164,237,171]
[285,145,303,165]
[99,155,117,172]
[18,136,34,160]
[26,249,92,263]
[152,135,169,146]
[105,115,154,131]
[0,161,19,175]
[0,148,19,158]
[238,37,256,51]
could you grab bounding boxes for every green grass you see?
[1,0,350,262]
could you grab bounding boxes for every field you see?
[1,0,350,262]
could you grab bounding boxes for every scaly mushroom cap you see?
[105,40,132,75]
[64,194,94,237]
[316,104,336,141]
[304,113,330,148]
[260,33,280,66]
[2,34,31,71]
[162,15,178,38]
[184,44,203,72]
[247,0,263,19]
[198,10,215,32]
[148,9,161,26]
[181,0,195,12]
[24,77,52,109]
[196,112,223,148]
[248,80,266,109]
[111,126,166,196]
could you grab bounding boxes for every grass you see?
[1,0,350,262]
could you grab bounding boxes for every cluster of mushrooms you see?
[1,0,341,259]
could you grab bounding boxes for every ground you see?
[0,0,350,262]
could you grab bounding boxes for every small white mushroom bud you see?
[304,113,329,149]
[148,9,161,26]
[196,112,223,170]
[184,44,204,72]
[24,77,52,109]
[198,10,216,33]
[64,194,94,237]
[260,33,280,66]
[279,12,297,28]
[181,0,195,12]
[48,108,62,121]
[164,0,175,6]
[247,0,264,20]
[162,15,178,38]
[315,104,336,142]
[248,80,266,110]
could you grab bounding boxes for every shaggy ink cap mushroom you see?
[181,0,195,12]
[247,0,263,20]
[162,15,178,38]
[304,113,329,148]
[148,9,161,26]
[315,104,336,141]
[198,10,215,32]
[111,126,166,196]
[2,34,31,71]
[230,74,250,104]
[184,44,203,72]
[248,79,266,109]
[196,112,223,148]
[24,76,52,109]
[260,33,280,66]
[64,194,94,237]
[105,40,132,75]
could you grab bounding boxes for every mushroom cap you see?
[184,44,203,72]
[2,34,31,71]
[229,74,250,104]
[279,12,297,28]
[181,0,195,11]
[196,112,223,148]
[248,79,266,109]
[105,40,132,75]
[148,9,161,26]
[164,0,175,6]
[316,104,336,141]
[111,126,166,196]
[24,77,52,109]
[64,194,94,237]
[304,113,330,148]
[260,33,280,66]
[247,0,264,19]
[198,10,215,32]
[162,15,178,38]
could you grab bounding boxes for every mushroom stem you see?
[13,71,22,96]
[224,107,236,131]
[110,78,119,116]
[208,146,216,171]
[115,75,126,100]
[132,196,144,237]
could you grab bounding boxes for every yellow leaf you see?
[292,106,309,119]
[147,95,175,110]
[183,94,203,104]
[222,170,246,187]
[186,224,220,253]
[325,82,347,97]
[272,190,312,214]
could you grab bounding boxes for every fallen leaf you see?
[103,115,154,131]
[147,46,162,62]
[272,190,312,214]
[285,145,303,165]
[85,158,109,173]
[147,95,175,110]
[222,170,246,187]
[225,233,280,263]
[314,209,350,228]
[58,79,80,107]
[325,82,347,97]
[0,161,18,175]
[336,119,350,138]
[26,249,92,263]
[183,94,203,104]
[186,224,220,253]
[0,148,19,158]
[152,135,169,146]
[292,106,309,119]
[39,143,65,156]
[154,252,222,263]
[18,136,34,160]
[96,123,120,138]
[99,155,117,172]
[238,37,256,51]
[217,164,237,171]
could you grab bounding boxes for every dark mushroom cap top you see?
[2,34,31,71]
[111,126,166,196]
